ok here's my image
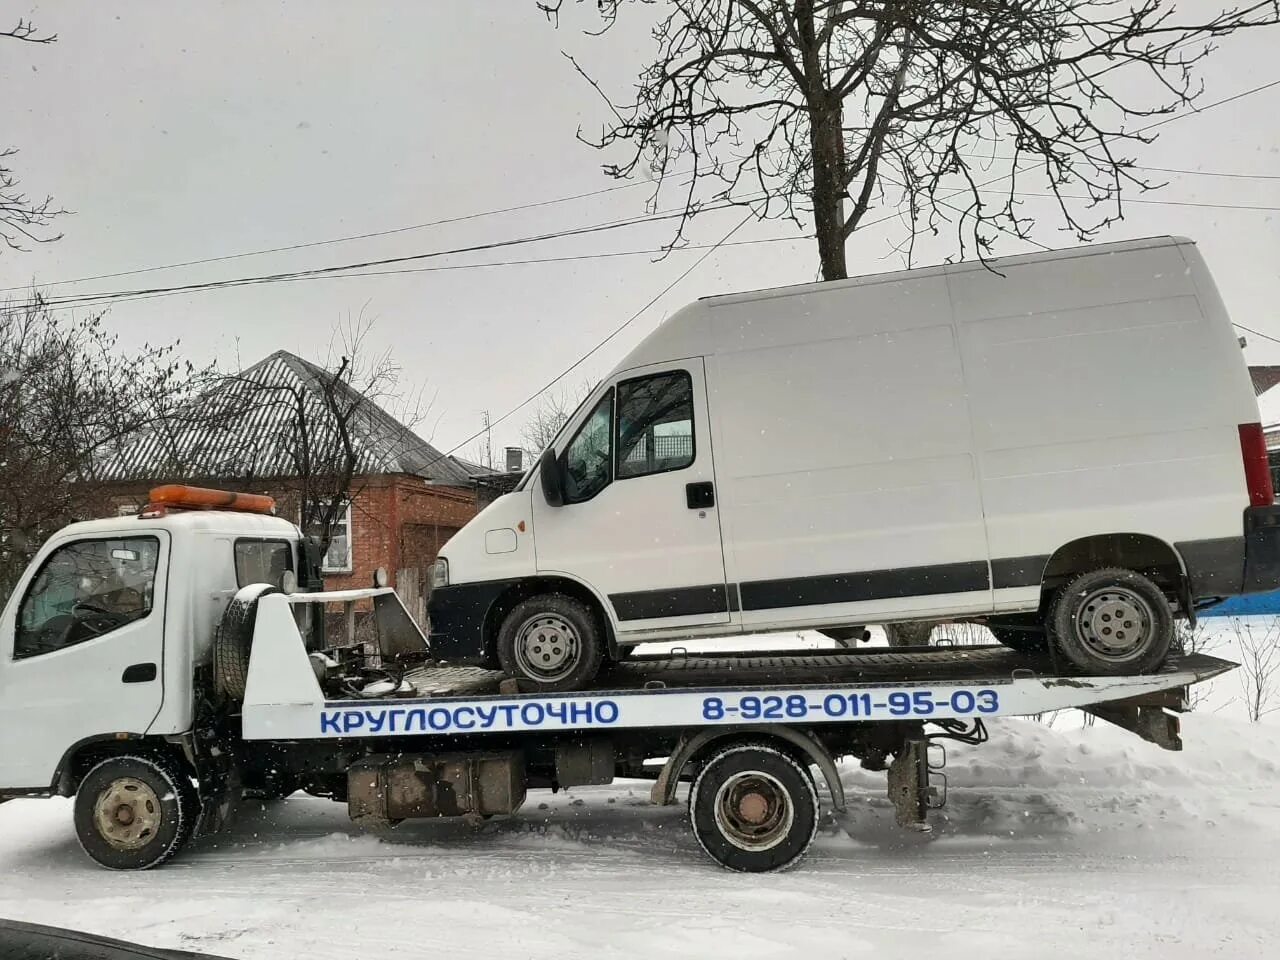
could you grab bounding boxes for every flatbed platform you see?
[242,634,1236,741]
[397,646,1228,697]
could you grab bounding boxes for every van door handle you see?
[122,663,157,684]
[686,481,715,509]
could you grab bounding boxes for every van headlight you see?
[430,557,450,589]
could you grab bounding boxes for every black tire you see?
[496,593,605,692]
[213,584,278,701]
[1049,567,1173,675]
[883,621,935,647]
[74,754,198,870]
[689,742,819,873]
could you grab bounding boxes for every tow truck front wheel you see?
[496,593,605,692]
[74,755,198,870]
[689,742,819,873]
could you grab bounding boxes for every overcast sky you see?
[3,2,1279,460]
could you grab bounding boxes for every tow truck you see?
[0,486,1236,872]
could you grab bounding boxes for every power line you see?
[978,191,1280,213]
[26,233,814,314]
[433,210,757,462]
[0,176,679,294]
[18,195,768,313]
[957,151,1280,182]
[1136,77,1280,133]
[1235,322,1280,347]
[959,77,1280,204]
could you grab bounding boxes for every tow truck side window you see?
[14,537,160,660]
[234,539,294,589]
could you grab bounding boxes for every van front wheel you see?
[1049,567,1173,675]
[496,594,605,692]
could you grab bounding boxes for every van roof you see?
[696,235,1192,308]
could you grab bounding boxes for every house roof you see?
[100,350,472,486]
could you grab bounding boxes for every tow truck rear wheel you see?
[689,742,819,873]
[73,754,198,870]
[496,593,605,692]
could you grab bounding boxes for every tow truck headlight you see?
[430,557,449,589]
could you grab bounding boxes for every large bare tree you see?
[1,18,63,254]
[546,0,1280,278]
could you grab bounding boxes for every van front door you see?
[0,532,168,791]
[533,359,730,637]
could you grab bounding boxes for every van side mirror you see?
[539,447,565,507]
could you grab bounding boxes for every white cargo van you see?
[428,236,1280,690]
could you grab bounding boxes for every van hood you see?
[438,488,537,585]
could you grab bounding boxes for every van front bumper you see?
[1179,505,1280,600]
[426,580,515,667]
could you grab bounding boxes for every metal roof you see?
[99,350,472,486]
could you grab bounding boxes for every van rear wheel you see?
[496,594,604,692]
[1049,567,1173,675]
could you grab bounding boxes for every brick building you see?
[100,350,490,621]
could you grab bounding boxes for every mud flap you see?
[192,754,241,839]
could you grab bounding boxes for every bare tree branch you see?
[0,18,56,43]
[1230,617,1280,722]
[2,19,64,252]
[548,0,1280,277]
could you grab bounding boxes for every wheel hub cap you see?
[1076,587,1153,661]
[93,777,162,850]
[514,614,581,683]
[714,771,793,851]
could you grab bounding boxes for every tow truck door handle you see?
[122,662,157,684]
[686,481,715,509]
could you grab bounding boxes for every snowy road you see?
[3,716,1278,959]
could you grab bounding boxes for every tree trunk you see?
[809,105,848,281]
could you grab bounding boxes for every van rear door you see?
[532,358,730,635]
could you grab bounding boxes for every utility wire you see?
[1234,322,1280,347]
[432,210,757,462]
[978,191,1280,213]
[18,195,767,312]
[26,234,814,314]
[0,176,681,294]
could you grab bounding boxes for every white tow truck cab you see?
[0,484,1240,873]
[427,237,1280,691]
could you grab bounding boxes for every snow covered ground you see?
[2,620,1278,958]
[2,714,1278,958]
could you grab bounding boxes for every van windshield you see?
[514,380,602,492]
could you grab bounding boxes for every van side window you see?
[14,537,160,660]
[562,390,614,503]
[234,539,294,589]
[616,370,695,479]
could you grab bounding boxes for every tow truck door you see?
[0,531,169,791]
